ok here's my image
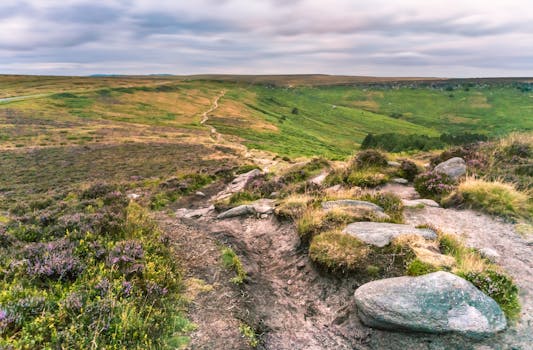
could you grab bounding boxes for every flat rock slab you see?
[402,199,440,208]
[354,271,507,339]
[177,205,214,219]
[434,157,466,180]
[216,205,256,219]
[343,222,437,247]
[322,200,384,212]
[215,169,261,200]
[392,178,409,185]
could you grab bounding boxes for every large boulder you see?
[434,157,466,180]
[354,271,507,338]
[343,222,437,247]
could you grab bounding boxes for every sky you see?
[1,0,532,77]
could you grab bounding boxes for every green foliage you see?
[361,133,445,152]
[459,270,521,320]
[280,157,330,184]
[0,195,193,349]
[352,150,388,169]
[358,192,404,223]
[398,159,420,182]
[228,191,260,205]
[346,168,388,188]
[406,258,439,276]
[150,173,213,210]
[414,171,457,200]
[221,247,247,285]
[239,323,259,348]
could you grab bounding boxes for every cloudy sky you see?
[1,0,532,77]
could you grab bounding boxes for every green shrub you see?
[221,247,247,284]
[346,168,388,188]
[235,164,261,175]
[239,323,259,347]
[352,150,388,169]
[459,270,521,320]
[358,192,404,223]
[399,160,420,182]
[414,171,456,200]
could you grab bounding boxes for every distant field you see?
[0,75,531,159]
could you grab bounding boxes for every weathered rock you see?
[127,193,141,200]
[402,199,440,208]
[195,191,206,197]
[322,200,384,212]
[322,200,390,220]
[310,173,327,186]
[176,205,214,219]
[216,205,256,219]
[387,161,401,167]
[251,199,275,215]
[354,271,507,338]
[392,178,409,185]
[479,247,501,263]
[215,169,261,200]
[434,157,466,180]
[343,222,437,247]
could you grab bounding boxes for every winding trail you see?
[200,91,226,142]
[0,94,49,104]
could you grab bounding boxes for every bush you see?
[358,192,404,223]
[352,150,387,169]
[456,178,532,220]
[414,171,456,200]
[346,169,388,188]
[399,159,419,182]
[309,231,370,273]
[23,239,84,281]
[459,270,520,320]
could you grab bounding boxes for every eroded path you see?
[200,91,226,142]
[159,176,532,349]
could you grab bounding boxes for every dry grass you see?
[456,177,532,220]
[309,230,370,272]
[275,194,314,219]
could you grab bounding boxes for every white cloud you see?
[0,0,531,76]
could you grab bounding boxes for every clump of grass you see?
[346,168,389,188]
[406,258,440,276]
[279,157,330,184]
[398,159,420,182]
[296,208,326,244]
[454,177,532,220]
[309,231,371,273]
[358,192,404,223]
[228,191,261,205]
[239,323,259,347]
[275,194,314,220]
[221,247,247,285]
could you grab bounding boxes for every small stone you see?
[296,262,306,270]
[402,199,440,208]
[387,161,401,167]
[310,173,327,186]
[479,248,500,263]
[260,214,268,219]
[392,178,409,185]
[195,191,206,197]
[127,193,141,200]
